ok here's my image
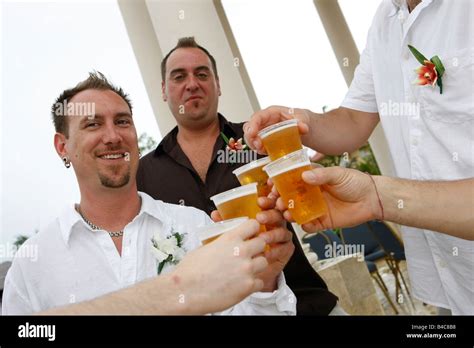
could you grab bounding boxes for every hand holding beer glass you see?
[257,119,302,160]
[243,106,311,155]
[209,195,295,292]
[250,119,329,225]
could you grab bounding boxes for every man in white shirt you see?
[40,220,273,315]
[2,72,296,315]
[245,0,473,314]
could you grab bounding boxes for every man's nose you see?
[102,123,123,144]
[185,75,199,92]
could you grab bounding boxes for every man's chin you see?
[98,172,131,188]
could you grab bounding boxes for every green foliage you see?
[316,143,381,175]
[13,229,37,249]
[138,132,158,155]
[13,235,29,249]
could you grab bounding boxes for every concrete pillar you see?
[313,0,395,177]
[118,0,259,135]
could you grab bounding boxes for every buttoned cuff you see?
[247,272,297,315]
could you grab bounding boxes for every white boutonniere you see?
[151,229,187,274]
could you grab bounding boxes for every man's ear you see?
[161,81,167,102]
[54,132,68,159]
[217,79,222,97]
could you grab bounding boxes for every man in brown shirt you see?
[137,37,338,314]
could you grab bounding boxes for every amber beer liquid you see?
[258,119,303,160]
[210,183,265,232]
[264,149,328,225]
[232,157,271,197]
[197,217,249,245]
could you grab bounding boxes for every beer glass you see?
[197,217,249,245]
[210,183,265,232]
[263,149,327,224]
[232,157,271,197]
[258,119,303,160]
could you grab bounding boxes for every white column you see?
[118,0,259,135]
[313,0,395,177]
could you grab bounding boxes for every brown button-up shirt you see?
[137,114,338,315]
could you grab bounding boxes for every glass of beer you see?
[210,183,265,232]
[197,217,249,245]
[263,149,328,225]
[258,119,303,160]
[232,157,272,197]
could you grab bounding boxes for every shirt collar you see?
[58,204,87,246]
[154,113,238,156]
[58,192,169,246]
[388,0,435,17]
[137,191,172,224]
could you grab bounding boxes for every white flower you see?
[156,236,179,255]
[151,246,169,263]
[151,229,187,274]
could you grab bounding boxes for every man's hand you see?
[275,166,380,233]
[211,193,295,293]
[173,219,268,314]
[243,106,311,154]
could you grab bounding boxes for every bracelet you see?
[366,173,384,221]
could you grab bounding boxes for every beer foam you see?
[232,157,271,177]
[210,182,258,206]
[258,119,298,139]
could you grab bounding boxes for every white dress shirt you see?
[2,192,296,315]
[342,0,473,314]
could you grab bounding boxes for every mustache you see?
[94,145,129,155]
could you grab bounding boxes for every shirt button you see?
[411,138,418,146]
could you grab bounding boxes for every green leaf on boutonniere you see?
[220,132,230,144]
[436,75,443,94]
[158,254,172,274]
[431,56,445,94]
[430,55,445,76]
[408,44,428,65]
[173,231,183,247]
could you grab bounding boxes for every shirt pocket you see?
[418,47,474,124]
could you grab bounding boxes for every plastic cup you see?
[210,183,265,232]
[232,157,272,197]
[197,217,249,245]
[263,149,327,224]
[258,119,303,160]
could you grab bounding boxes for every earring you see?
[62,156,71,168]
